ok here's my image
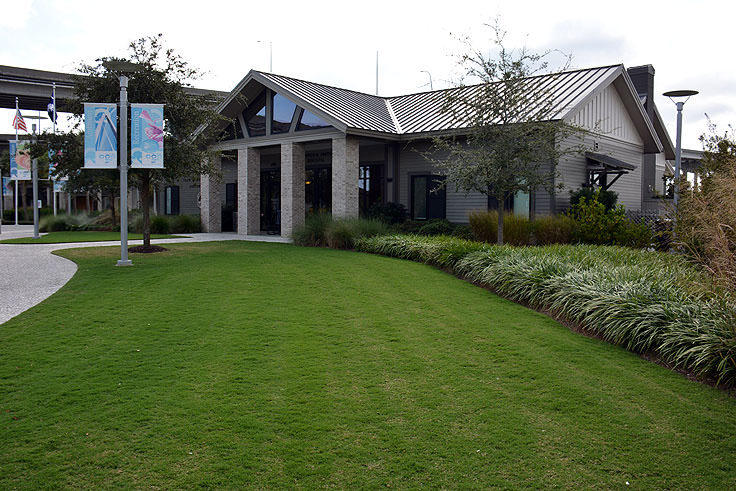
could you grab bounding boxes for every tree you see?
[429,21,588,245]
[44,34,226,246]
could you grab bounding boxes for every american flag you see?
[12,108,27,132]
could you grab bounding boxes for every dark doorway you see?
[359,164,384,216]
[305,167,331,215]
[222,182,237,232]
[261,169,280,233]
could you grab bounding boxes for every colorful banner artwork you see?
[53,179,65,193]
[84,103,118,169]
[9,140,31,180]
[3,177,12,195]
[130,103,164,169]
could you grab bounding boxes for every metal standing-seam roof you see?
[229,65,631,138]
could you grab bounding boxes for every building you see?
[194,63,676,237]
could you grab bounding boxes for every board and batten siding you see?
[568,84,644,146]
[559,82,648,212]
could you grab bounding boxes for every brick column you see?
[280,142,305,238]
[238,147,261,235]
[200,156,221,232]
[331,136,359,218]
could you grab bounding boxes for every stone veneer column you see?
[280,142,305,238]
[238,147,261,235]
[200,156,221,232]
[331,136,359,218]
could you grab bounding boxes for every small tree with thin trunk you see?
[52,34,226,246]
[430,21,588,245]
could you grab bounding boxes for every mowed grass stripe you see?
[0,241,734,489]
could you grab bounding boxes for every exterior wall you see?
[569,84,644,146]
[556,133,644,212]
[398,140,486,223]
[200,156,222,232]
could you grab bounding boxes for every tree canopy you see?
[41,34,227,244]
[430,21,588,244]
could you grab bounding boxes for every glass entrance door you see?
[260,170,281,233]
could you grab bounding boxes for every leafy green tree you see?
[430,21,589,244]
[41,34,226,246]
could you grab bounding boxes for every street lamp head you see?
[663,89,698,102]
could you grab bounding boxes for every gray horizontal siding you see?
[557,134,644,211]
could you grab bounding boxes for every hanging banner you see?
[3,177,12,195]
[84,103,117,169]
[130,103,164,169]
[53,179,65,193]
[9,140,31,180]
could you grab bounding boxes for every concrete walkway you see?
[0,225,290,325]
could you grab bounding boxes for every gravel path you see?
[0,226,289,325]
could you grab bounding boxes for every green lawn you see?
[0,231,183,244]
[1,242,734,489]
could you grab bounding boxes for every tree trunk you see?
[110,191,117,230]
[497,195,505,245]
[141,170,151,247]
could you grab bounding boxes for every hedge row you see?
[354,234,736,386]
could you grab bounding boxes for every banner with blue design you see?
[130,104,164,169]
[84,103,117,169]
[9,140,31,180]
[53,179,65,192]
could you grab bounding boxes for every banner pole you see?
[14,97,19,226]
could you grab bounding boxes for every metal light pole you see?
[663,89,698,230]
[31,123,40,239]
[117,74,132,266]
[103,60,143,267]
[421,70,433,90]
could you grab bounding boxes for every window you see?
[411,175,445,220]
[165,186,180,215]
[272,93,297,134]
[359,164,384,216]
[297,109,330,131]
[245,91,267,137]
[488,190,530,217]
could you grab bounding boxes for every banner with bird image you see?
[130,104,164,169]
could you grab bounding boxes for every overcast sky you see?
[1,0,733,149]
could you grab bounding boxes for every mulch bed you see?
[128,245,168,254]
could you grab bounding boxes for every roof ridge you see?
[257,71,387,101]
[385,99,403,134]
[387,64,624,100]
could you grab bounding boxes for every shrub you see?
[292,213,332,246]
[325,218,388,249]
[532,215,577,245]
[570,187,618,211]
[468,210,498,243]
[150,215,170,235]
[367,202,407,225]
[417,218,454,236]
[451,224,474,240]
[468,210,533,245]
[172,214,201,233]
[391,220,425,235]
[39,214,80,232]
[568,196,651,248]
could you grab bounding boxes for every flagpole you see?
[14,97,19,226]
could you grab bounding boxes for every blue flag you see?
[47,93,57,123]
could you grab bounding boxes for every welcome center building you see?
[189,64,674,237]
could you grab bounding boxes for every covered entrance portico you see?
[200,70,396,238]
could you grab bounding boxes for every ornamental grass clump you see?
[356,234,736,385]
